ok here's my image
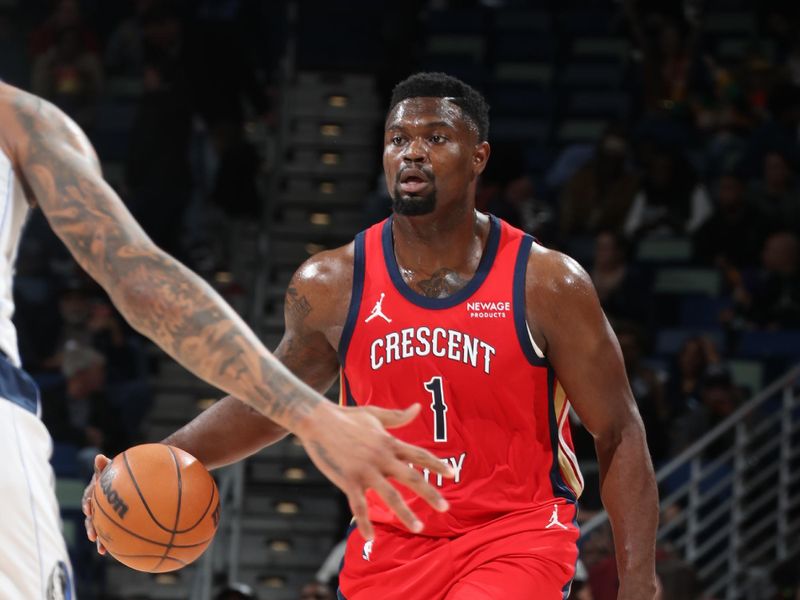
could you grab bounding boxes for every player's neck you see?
[391,207,489,274]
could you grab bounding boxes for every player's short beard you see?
[392,192,437,215]
[391,176,437,216]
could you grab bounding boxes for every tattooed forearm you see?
[9,90,320,431]
[414,268,469,298]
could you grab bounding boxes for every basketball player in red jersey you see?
[85,72,659,599]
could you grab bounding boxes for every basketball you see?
[91,443,220,573]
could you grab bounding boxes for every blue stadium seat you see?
[560,62,626,89]
[558,10,615,36]
[567,90,630,119]
[494,34,557,61]
[490,118,549,143]
[736,331,800,360]
[679,296,732,328]
[51,443,80,478]
[493,10,552,33]
[656,329,725,357]
[426,9,487,34]
[489,87,557,118]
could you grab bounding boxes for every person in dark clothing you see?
[693,170,770,269]
[41,343,130,474]
[591,230,649,324]
[735,231,800,329]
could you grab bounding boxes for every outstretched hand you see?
[297,402,453,541]
[81,453,111,555]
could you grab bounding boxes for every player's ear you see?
[472,141,490,178]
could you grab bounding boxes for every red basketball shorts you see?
[337,501,579,600]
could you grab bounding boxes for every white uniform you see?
[0,148,75,599]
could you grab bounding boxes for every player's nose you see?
[402,137,428,163]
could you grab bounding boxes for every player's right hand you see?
[295,401,453,541]
[82,453,111,555]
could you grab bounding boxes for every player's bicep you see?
[277,269,341,394]
[527,252,638,439]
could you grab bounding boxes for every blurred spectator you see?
[590,230,649,323]
[29,0,99,58]
[44,278,143,383]
[124,1,192,256]
[623,1,710,115]
[772,551,800,600]
[477,143,554,239]
[300,582,334,600]
[568,560,593,600]
[31,24,103,129]
[559,128,639,237]
[671,364,740,459]
[214,582,255,600]
[733,230,800,329]
[41,342,130,475]
[742,83,800,177]
[208,116,262,219]
[750,149,800,232]
[624,146,712,240]
[104,0,152,79]
[666,336,721,420]
[693,169,769,269]
[615,321,669,464]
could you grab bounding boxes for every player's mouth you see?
[398,168,432,195]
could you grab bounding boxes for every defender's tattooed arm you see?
[0,83,451,542]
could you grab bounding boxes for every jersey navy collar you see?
[381,213,501,310]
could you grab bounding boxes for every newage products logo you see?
[466,300,510,319]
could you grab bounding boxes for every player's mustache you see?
[395,165,435,184]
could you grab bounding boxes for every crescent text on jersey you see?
[465,300,511,319]
[369,327,496,373]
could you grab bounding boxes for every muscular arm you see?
[0,84,318,431]
[163,250,349,469]
[526,248,658,599]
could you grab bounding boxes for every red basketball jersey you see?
[338,215,584,537]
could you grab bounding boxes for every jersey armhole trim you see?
[513,235,548,367]
[337,230,366,366]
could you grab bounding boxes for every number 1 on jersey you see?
[424,376,448,442]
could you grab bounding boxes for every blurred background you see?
[0,0,798,598]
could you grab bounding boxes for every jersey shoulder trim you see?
[337,229,367,365]
[513,235,548,367]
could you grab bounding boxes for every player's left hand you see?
[81,453,111,555]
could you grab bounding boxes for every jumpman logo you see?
[364,293,392,323]
[545,504,568,530]
[362,539,374,561]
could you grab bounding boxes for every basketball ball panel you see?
[175,467,217,532]
[94,464,173,543]
[162,543,210,566]
[93,508,170,558]
[123,444,181,531]
[106,552,162,573]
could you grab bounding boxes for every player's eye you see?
[430,135,446,144]
[390,136,405,146]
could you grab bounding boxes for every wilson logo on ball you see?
[100,468,129,519]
